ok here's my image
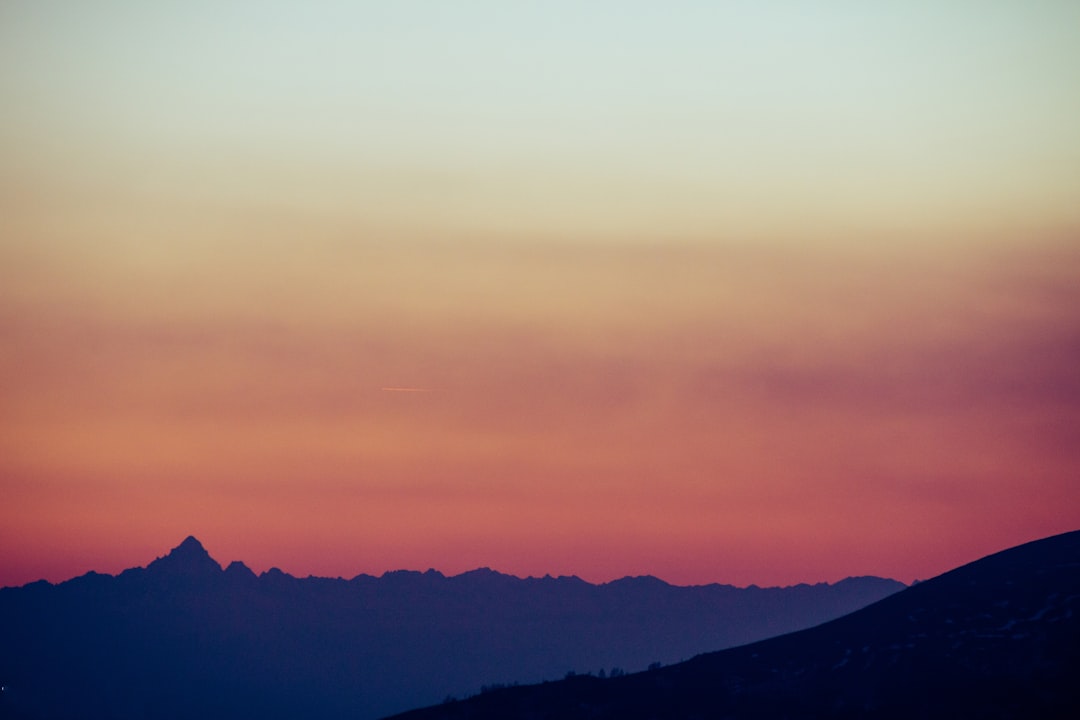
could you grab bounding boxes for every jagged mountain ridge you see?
[389,529,1080,719]
[0,538,902,720]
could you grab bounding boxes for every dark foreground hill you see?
[0,539,900,720]
[390,530,1080,720]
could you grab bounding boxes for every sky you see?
[2,1,1079,588]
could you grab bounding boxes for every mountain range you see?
[389,529,1080,719]
[0,537,902,720]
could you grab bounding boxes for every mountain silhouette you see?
[388,529,1080,719]
[144,535,222,578]
[0,538,901,720]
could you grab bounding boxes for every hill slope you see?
[390,530,1080,719]
[0,539,901,720]
[393,528,1080,720]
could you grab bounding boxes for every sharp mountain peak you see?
[175,535,207,553]
[147,535,222,575]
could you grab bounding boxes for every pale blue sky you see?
[3,1,1079,241]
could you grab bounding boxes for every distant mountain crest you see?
[146,535,222,577]
[224,560,256,580]
[0,535,909,720]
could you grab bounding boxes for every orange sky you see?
[2,2,1079,587]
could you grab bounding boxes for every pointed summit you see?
[176,535,206,554]
[146,536,222,577]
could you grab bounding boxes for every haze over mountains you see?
[391,529,1080,719]
[0,538,902,720]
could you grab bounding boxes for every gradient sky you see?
[2,1,1079,588]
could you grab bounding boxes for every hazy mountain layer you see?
[0,538,901,720]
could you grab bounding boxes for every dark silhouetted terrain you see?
[0,537,900,720]
[389,529,1080,719]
